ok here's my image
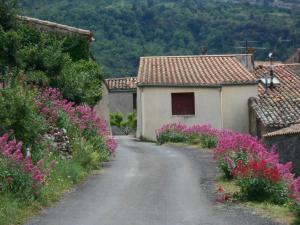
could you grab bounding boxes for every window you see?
[171,92,195,115]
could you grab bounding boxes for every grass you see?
[0,158,96,225]
[217,177,296,225]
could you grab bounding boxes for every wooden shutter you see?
[171,93,195,115]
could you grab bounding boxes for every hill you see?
[21,0,300,77]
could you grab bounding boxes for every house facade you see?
[105,77,137,116]
[136,55,258,140]
[249,64,300,137]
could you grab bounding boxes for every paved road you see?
[27,136,280,225]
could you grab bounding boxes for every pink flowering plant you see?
[156,122,219,148]
[0,134,54,198]
[156,122,300,205]
[36,88,117,158]
[215,129,300,205]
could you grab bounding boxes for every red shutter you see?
[171,93,195,115]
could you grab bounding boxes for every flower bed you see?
[156,122,300,207]
[156,123,219,148]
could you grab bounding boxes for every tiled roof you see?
[137,55,257,87]
[250,64,300,128]
[105,77,137,91]
[255,61,282,68]
[17,16,93,41]
[264,123,300,137]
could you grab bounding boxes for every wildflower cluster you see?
[0,134,55,197]
[156,122,300,204]
[215,130,300,204]
[156,122,219,148]
[36,88,117,153]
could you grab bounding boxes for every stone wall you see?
[264,135,300,175]
[95,82,111,134]
[108,91,136,116]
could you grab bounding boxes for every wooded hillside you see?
[22,0,300,76]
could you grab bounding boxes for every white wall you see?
[221,85,258,133]
[137,87,222,140]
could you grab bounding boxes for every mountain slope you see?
[21,0,300,77]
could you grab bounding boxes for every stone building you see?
[105,77,137,115]
[263,123,300,175]
[249,64,300,138]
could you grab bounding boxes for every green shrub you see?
[199,135,217,148]
[157,131,189,144]
[292,204,300,225]
[110,112,124,127]
[26,70,49,87]
[62,36,90,61]
[0,157,34,199]
[58,60,103,106]
[237,177,289,205]
[17,34,69,79]
[218,151,248,180]
[0,0,18,30]
[0,84,46,145]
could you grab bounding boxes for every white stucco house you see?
[136,54,258,140]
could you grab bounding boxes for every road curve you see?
[27,136,280,225]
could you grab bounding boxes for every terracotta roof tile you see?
[137,55,257,87]
[264,123,300,137]
[250,64,300,128]
[105,77,137,91]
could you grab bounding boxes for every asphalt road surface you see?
[27,136,280,225]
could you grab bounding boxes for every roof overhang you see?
[137,81,258,88]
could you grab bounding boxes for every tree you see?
[0,0,18,30]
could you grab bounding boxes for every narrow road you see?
[27,136,280,225]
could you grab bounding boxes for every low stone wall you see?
[264,134,300,175]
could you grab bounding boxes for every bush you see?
[0,84,45,145]
[17,33,69,79]
[156,123,219,147]
[199,135,217,148]
[157,130,189,144]
[0,0,18,30]
[0,157,33,198]
[237,177,289,205]
[58,60,103,106]
[218,151,248,180]
[26,70,49,87]
[0,134,50,199]
[233,159,290,205]
[110,112,124,128]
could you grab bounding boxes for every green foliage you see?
[292,204,300,225]
[110,111,137,134]
[218,151,248,180]
[58,60,103,106]
[237,178,289,205]
[122,111,137,130]
[0,157,33,199]
[62,36,90,61]
[0,28,21,67]
[110,112,124,127]
[0,0,18,30]
[22,0,300,76]
[157,131,189,144]
[199,135,217,149]
[17,30,69,79]
[0,84,45,145]
[26,70,49,86]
